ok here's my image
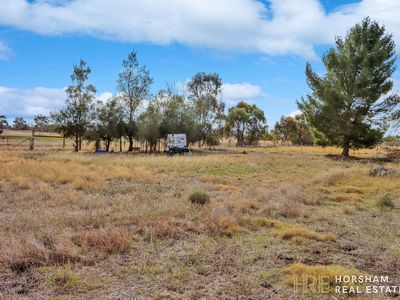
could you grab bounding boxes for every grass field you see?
[0,146,399,299]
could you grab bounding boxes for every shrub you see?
[377,195,395,210]
[189,191,210,205]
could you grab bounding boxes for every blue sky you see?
[0,0,399,126]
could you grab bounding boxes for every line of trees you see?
[0,115,53,131]
[49,51,268,152]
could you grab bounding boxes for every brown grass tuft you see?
[72,225,132,257]
[265,184,305,218]
[313,168,350,186]
[0,232,83,273]
[203,210,247,237]
[141,217,198,241]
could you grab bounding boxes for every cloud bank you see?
[0,86,66,119]
[0,0,399,59]
[0,82,267,119]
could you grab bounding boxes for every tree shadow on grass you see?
[325,154,394,164]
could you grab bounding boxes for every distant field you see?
[0,146,399,299]
[0,129,61,137]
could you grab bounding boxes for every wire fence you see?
[0,130,158,152]
[0,130,71,151]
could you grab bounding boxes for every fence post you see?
[30,130,35,151]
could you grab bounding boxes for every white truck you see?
[165,133,189,155]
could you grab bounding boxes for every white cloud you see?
[222,83,265,105]
[289,110,302,118]
[0,86,66,119]
[97,92,113,103]
[0,0,399,58]
[0,86,113,119]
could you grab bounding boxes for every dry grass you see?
[278,225,335,244]
[0,146,399,298]
[313,167,352,186]
[0,232,83,273]
[72,225,133,257]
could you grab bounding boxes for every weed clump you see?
[370,166,394,177]
[189,191,210,205]
[50,266,81,289]
[377,195,395,210]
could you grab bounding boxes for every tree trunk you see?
[341,144,350,159]
[94,139,100,152]
[120,138,122,152]
[128,135,134,152]
[74,136,79,152]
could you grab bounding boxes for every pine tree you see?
[298,18,400,158]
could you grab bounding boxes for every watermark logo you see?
[292,274,399,295]
[292,275,330,294]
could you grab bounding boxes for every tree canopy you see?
[226,101,267,146]
[13,117,29,130]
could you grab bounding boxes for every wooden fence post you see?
[29,130,35,151]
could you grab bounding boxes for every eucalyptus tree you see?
[52,60,96,152]
[226,101,266,146]
[187,72,223,145]
[117,51,153,151]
